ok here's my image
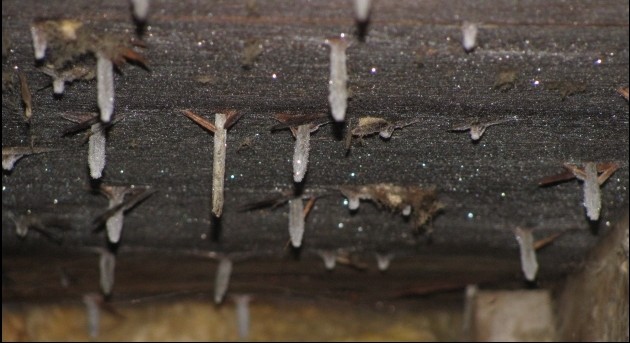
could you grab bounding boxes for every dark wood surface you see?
[2,0,628,301]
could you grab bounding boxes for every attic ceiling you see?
[2,0,629,302]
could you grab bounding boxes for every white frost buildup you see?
[214,257,233,304]
[105,186,129,244]
[130,0,150,21]
[288,198,305,248]
[107,211,124,244]
[348,196,360,210]
[580,162,602,221]
[375,253,393,271]
[514,227,538,282]
[319,250,337,270]
[325,36,350,122]
[233,295,252,340]
[97,54,114,123]
[3,147,54,171]
[462,284,478,337]
[3,154,24,171]
[450,117,514,142]
[12,215,29,237]
[212,113,227,217]
[461,21,478,52]
[99,250,116,295]
[53,78,66,94]
[469,125,485,141]
[30,25,47,60]
[88,123,106,179]
[83,293,102,339]
[293,124,311,183]
[353,0,372,22]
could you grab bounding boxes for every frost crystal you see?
[579,162,601,221]
[99,250,116,295]
[293,125,311,183]
[104,186,130,244]
[3,154,24,171]
[288,198,305,248]
[353,0,372,22]
[461,21,478,52]
[97,54,114,123]
[83,294,102,339]
[325,37,349,122]
[212,113,227,217]
[214,257,233,304]
[53,78,65,94]
[30,25,47,60]
[3,147,54,171]
[319,250,337,270]
[514,227,538,282]
[130,0,150,21]
[375,253,393,271]
[233,295,252,340]
[88,123,107,179]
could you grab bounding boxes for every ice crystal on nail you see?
[325,36,350,122]
[273,113,328,183]
[97,54,114,123]
[461,21,478,53]
[450,117,514,141]
[346,117,419,151]
[2,153,23,171]
[212,113,227,217]
[30,24,48,60]
[215,258,233,304]
[83,293,102,339]
[288,197,305,248]
[319,250,337,270]
[181,110,242,218]
[233,294,252,340]
[514,227,538,282]
[99,249,116,295]
[353,0,372,22]
[348,196,361,210]
[580,163,601,220]
[293,125,311,182]
[375,253,393,271]
[2,146,55,171]
[539,162,619,221]
[89,122,107,179]
[94,185,154,244]
[130,0,150,22]
[563,162,618,221]
[61,112,126,180]
[102,186,129,243]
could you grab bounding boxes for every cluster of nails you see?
[3,3,151,340]
[190,0,625,293]
[3,1,627,339]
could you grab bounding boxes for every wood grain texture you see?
[2,0,628,301]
